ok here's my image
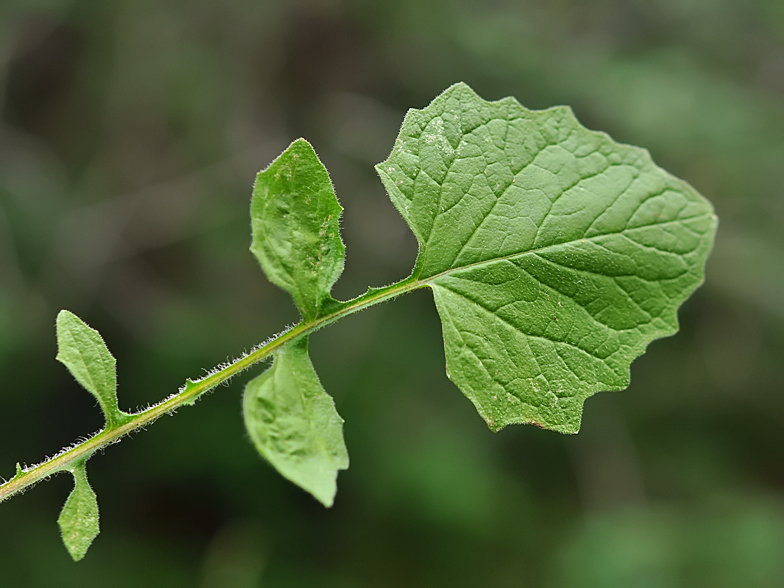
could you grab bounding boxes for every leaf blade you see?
[242,337,348,507]
[58,462,99,562]
[250,138,345,321]
[55,310,126,429]
[378,83,717,433]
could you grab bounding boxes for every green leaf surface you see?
[58,462,99,562]
[56,310,127,429]
[250,138,345,321]
[243,337,348,507]
[377,83,717,433]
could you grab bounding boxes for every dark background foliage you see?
[1,0,783,586]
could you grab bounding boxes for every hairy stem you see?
[0,276,425,503]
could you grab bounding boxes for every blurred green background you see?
[1,0,783,586]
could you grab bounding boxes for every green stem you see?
[0,276,427,503]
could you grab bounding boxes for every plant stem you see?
[0,276,426,503]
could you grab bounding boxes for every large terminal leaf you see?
[377,83,717,433]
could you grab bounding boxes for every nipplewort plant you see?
[0,83,717,560]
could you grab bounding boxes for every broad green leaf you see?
[56,310,127,429]
[250,138,345,321]
[58,462,99,561]
[377,83,717,433]
[243,337,348,507]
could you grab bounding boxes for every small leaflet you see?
[58,462,100,561]
[250,138,345,322]
[247,139,349,505]
[243,337,348,507]
[376,83,718,433]
[56,310,128,430]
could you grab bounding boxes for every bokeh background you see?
[1,0,783,586]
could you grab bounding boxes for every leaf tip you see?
[313,484,338,509]
[290,136,312,149]
[56,308,75,322]
[444,80,478,97]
